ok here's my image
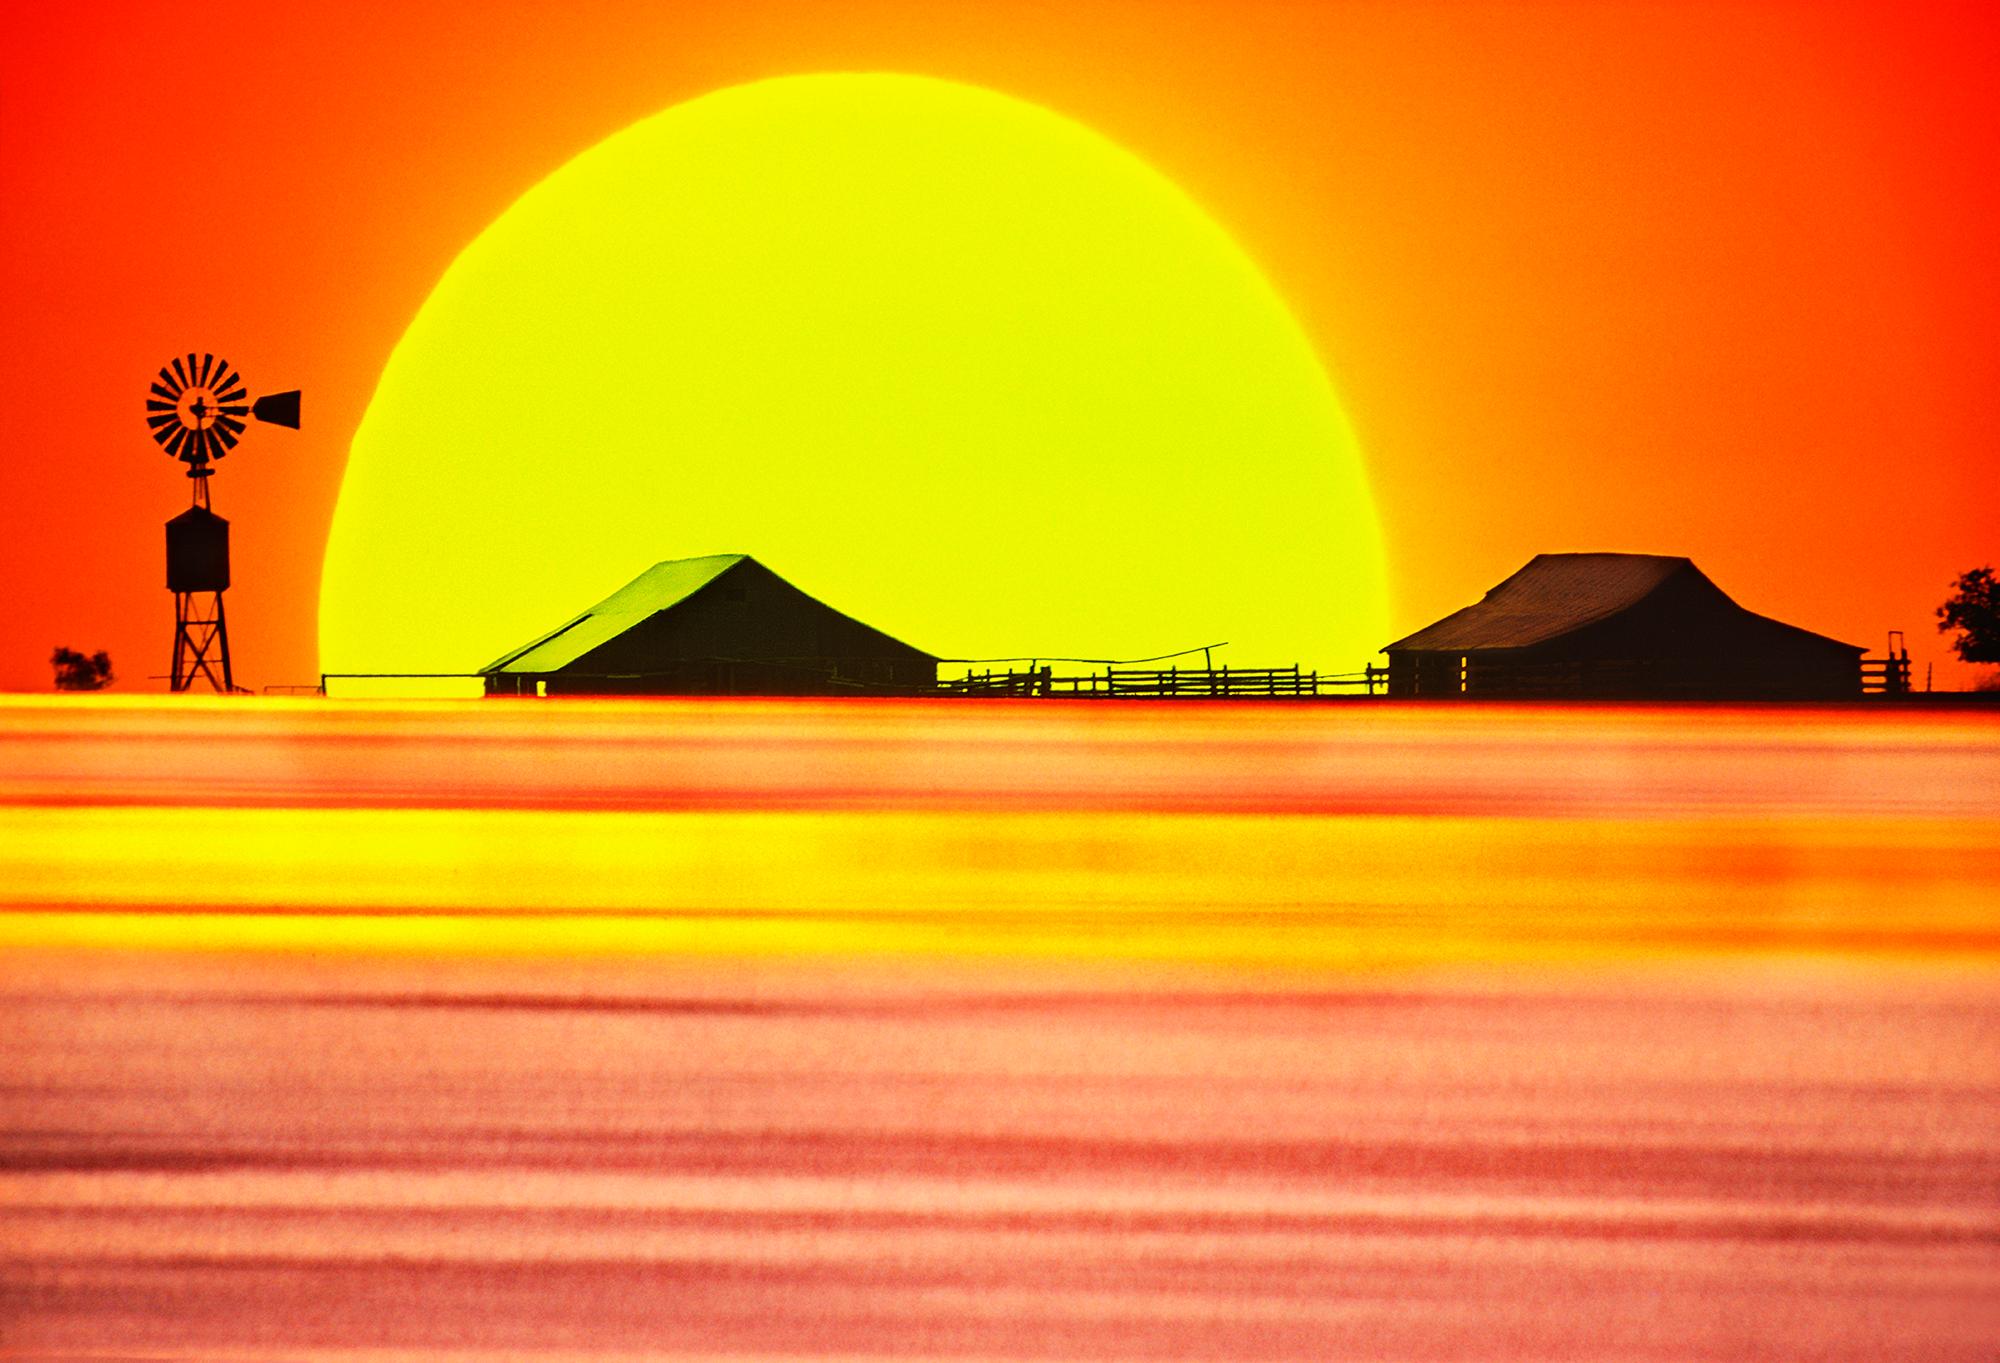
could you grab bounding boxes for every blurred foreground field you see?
[1,697,1995,1359]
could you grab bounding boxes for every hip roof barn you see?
[1382,553,1863,699]
[482,555,937,696]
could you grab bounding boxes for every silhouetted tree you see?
[1936,567,1999,663]
[51,647,114,691]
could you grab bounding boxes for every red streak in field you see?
[0,698,1993,817]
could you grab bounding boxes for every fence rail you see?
[938,664,1389,698]
[1860,655,1913,695]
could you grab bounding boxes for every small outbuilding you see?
[1382,553,1863,699]
[482,554,938,696]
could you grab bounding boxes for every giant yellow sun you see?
[320,74,1388,682]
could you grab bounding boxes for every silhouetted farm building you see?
[482,555,937,696]
[1383,554,1863,699]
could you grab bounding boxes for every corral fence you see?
[939,663,1390,698]
[1860,632,1915,695]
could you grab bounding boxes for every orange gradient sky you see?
[2,1,1995,691]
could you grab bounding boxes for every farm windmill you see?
[145,353,300,692]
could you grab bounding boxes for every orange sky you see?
[3,1,1994,692]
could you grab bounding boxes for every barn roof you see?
[483,554,748,673]
[1380,552,1867,655]
[1384,553,1690,652]
[482,554,941,675]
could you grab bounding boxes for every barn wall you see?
[1385,652,1465,697]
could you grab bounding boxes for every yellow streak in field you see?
[0,806,1990,966]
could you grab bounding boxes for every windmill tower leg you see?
[170,590,233,692]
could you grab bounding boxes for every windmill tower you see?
[145,353,300,692]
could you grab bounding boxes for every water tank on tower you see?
[166,507,230,594]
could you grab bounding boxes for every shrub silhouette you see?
[51,647,114,691]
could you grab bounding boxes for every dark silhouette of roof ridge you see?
[483,554,748,672]
[483,554,939,675]
[1724,603,1866,654]
[1384,552,1708,653]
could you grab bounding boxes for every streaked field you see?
[1,697,1995,1359]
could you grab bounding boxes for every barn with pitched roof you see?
[1382,553,1863,699]
[481,555,938,696]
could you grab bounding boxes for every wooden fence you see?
[938,664,1389,698]
[1860,654,1913,695]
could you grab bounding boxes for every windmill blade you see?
[145,354,299,481]
[251,390,301,429]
